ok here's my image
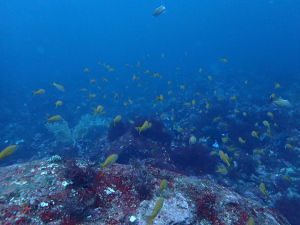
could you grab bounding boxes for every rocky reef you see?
[0,158,290,225]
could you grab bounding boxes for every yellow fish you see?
[222,137,230,143]
[285,143,294,150]
[102,77,108,82]
[114,93,119,99]
[199,68,202,73]
[143,198,164,225]
[155,95,163,103]
[189,136,197,145]
[267,112,273,120]
[230,96,237,101]
[45,115,62,125]
[158,179,168,194]
[219,57,228,63]
[144,70,149,74]
[246,217,254,225]
[0,145,18,162]
[132,74,139,81]
[90,79,96,84]
[83,68,89,73]
[259,182,267,198]
[113,115,121,126]
[219,150,230,168]
[136,121,152,135]
[269,97,291,107]
[31,89,45,96]
[208,76,213,81]
[238,137,246,144]
[251,131,260,139]
[192,100,195,107]
[243,112,247,117]
[91,105,103,117]
[51,82,65,92]
[168,80,172,85]
[263,120,270,128]
[55,100,62,108]
[216,166,228,175]
[282,175,293,184]
[161,53,164,58]
[245,80,248,84]
[92,154,118,176]
[213,115,221,122]
[274,82,280,89]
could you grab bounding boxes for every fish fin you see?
[31,91,36,96]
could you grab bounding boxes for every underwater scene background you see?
[1,1,300,224]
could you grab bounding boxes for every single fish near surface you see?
[153,5,166,17]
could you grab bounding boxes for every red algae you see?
[0,159,291,224]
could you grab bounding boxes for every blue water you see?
[1,1,300,224]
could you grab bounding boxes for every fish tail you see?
[31,91,36,96]
[100,165,105,176]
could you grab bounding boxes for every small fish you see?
[192,100,195,107]
[216,166,228,175]
[208,76,213,81]
[251,131,260,139]
[153,5,166,17]
[136,121,152,135]
[282,175,293,184]
[144,70,149,74]
[51,82,65,92]
[274,82,280,89]
[219,150,230,167]
[158,179,168,195]
[212,140,219,148]
[263,120,270,128]
[269,96,291,107]
[259,182,267,198]
[45,115,62,125]
[238,137,246,144]
[285,143,295,150]
[92,154,118,176]
[102,77,108,82]
[113,115,121,126]
[91,105,103,117]
[90,79,96,84]
[132,74,139,81]
[83,68,89,73]
[114,93,119,99]
[31,89,45,96]
[155,94,163,103]
[213,115,221,122]
[222,137,230,143]
[199,68,202,73]
[189,136,197,145]
[143,198,164,225]
[0,145,18,162]
[243,112,247,117]
[55,100,62,108]
[230,96,237,101]
[219,58,228,63]
[245,80,248,84]
[267,112,273,119]
[246,217,254,225]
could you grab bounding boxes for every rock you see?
[0,159,291,225]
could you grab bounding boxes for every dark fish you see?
[153,5,166,17]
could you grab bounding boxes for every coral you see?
[46,114,106,143]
